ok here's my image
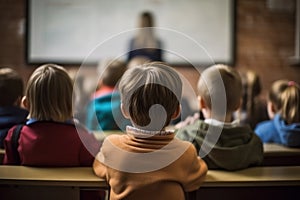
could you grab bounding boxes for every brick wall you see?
[0,0,299,93]
[235,0,300,95]
[0,0,33,81]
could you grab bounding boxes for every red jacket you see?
[3,121,101,166]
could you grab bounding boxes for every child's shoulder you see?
[176,119,204,136]
[24,120,87,134]
[102,133,125,147]
[255,119,275,131]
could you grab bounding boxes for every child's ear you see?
[22,96,30,110]
[171,105,181,120]
[120,103,130,119]
[234,98,243,111]
[198,96,207,109]
[198,95,210,119]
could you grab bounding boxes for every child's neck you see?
[207,113,233,123]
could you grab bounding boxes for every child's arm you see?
[3,127,17,165]
[180,144,208,192]
[175,112,200,129]
[79,130,102,166]
[92,135,116,179]
[93,154,107,178]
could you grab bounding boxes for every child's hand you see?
[175,112,200,129]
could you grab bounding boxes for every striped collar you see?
[204,118,240,127]
[126,126,174,137]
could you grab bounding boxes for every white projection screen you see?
[27,0,235,65]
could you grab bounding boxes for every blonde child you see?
[93,62,207,200]
[176,64,263,171]
[0,68,28,148]
[4,64,100,166]
[255,80,300,147]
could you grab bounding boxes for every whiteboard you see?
[27,0,235,65]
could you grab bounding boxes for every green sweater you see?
[176,120,263,171]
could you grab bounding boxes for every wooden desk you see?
[196,166,300,200]
[264,143,300,155]
[1,166,299,188]
[0,166,107,200]
[1,166,300,200]
[0,166,106,187]
[263,143,300,166]
[205,166,300,187]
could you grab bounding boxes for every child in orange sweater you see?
[93,62,207,200]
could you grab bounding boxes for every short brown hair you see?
[119,62,182,130]
[25,64,73,121]
[198,64,242,115]
[0,67,23,106]
[101,60,127,87]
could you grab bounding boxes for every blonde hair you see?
[198,64,242,115]
[0,67,23,106]
[25,64,73,121]
[119,62,182,130]
[269,80,300,124]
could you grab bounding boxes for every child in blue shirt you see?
[85,59,130,131]
[0,68,28,148]
[255,80,300,147]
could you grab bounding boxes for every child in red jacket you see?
[4,64,100,166]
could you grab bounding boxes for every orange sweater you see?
[93,127,207,200]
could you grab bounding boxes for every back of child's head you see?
[198,64,242,115]
[119,62,182,130]
[269,80,300,124]
[25,64,73,122]
[0,67,23,107]
[240,70,261,111]
[100,59,127,87]
[238,70,264,126]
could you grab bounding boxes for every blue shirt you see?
[255,114,300,147]
[85,92,131,131]
[0,106,29,148]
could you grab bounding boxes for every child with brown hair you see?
[86,59,130,131]
[3,64,100,166]
[0,67,28,149]
[176,64,263,171]
[93,62,207,200]
[255,80,300,147]
[235,70,268,128]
